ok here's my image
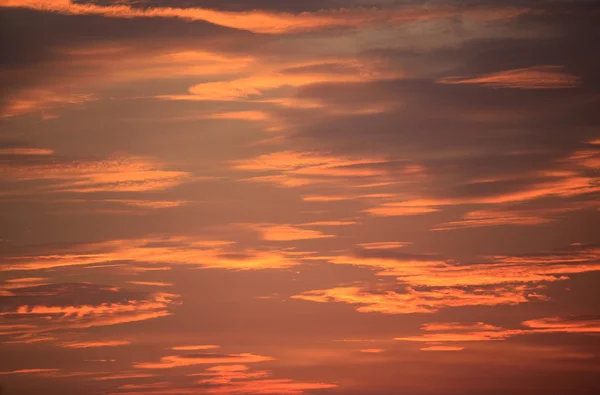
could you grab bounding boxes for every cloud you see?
[521,316,600,333]
[106,356,337,395]
[357,242,412,250]
[232,150,416,193]
[250,224,336,241]
[0,148,54,156]
[0,283,178,338]
[106,200,192,210]
[0,368,60,375]
[292,284,533,314]
[0,236,300,272]
[339,244,600,286]
[128,281,174,287]
[359,348,384,353]
[299,220,357,227]
[430,208,568,231]
[93,373,156,381]
[365,204,441,217]
[0,154,190,194]
[117,382,170,390]
[395,316,600,349]
[0,1,532,34]
[60,340,131,348]
[201,379,337,395]
[0,89,95,118]
[133,353,274,369]
[420,346,465,351]
[437,66,581,89]
[171,345,221,351]
[293,244,600,314]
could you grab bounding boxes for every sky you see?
[0,0,599,394]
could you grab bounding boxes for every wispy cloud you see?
[396,316,600,349]
[171,345,221,351]
[0,1,531,34]
[133,353,274,369]
[248,224,336,241]
[0,236,300,272]
[1,154,190,194]
[293,244,600,314]
[438,66,581,89]
[61,340,131,348]
[0,283,178,338]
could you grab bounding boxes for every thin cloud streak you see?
[0,1,532,34]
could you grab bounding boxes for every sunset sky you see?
[0,1,599,394]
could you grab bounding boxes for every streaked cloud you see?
[249,224,336,241]
[0,1,531,34]
[0,89,95,118]
[127,281,174,287]
[357,242,412,250]
[0,148,54,156]
[0,368,60,376]
[293,244,600,314]
[133,353,274,369]
[1,154,190,194]
[0,236,300,272]
[420,346,465,351]
[60,340,131,348]
[359,348,384,353]
[396,316,600,350]
[171,345,221,351]
[0,283,178,338]
[292,284,533,314]
[438,66,581,89]
[430,208,567,231]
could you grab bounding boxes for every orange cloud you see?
[171,345,221,351]
[0,283,178,337]
[437,66,581,89]
[118,382,170,390]
[299,220,358,227]
[364,199,447,216]
[293,244,600,314]
[133,353,274,369]
[61,340,131,348]
[2,334,57,344]
[0,148,54,156]
[0,1,531,34]
[430,208,567,231]
[396,316,600,349]
[128,281,174,287]
[331,245,600,287]
[420,346,465,351]
[357,242,412,250]
[93,373,156,381]
[1,155,190,194]
[232,150,402,192]
[365,149,599,220]
[359,348,384,353]
[193,366,270,385]
[0,369,60,375]
[106,200,192,209]
[521,316,600,333]
[203,379,337,395]
[232,151,384,173]
[302,195,353,202]
[421,322,503,332]
[0,236,300,272]
[292,284,532,314]
[205,111,271,122]
[249,224,336,241]
[0,89,95,118]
